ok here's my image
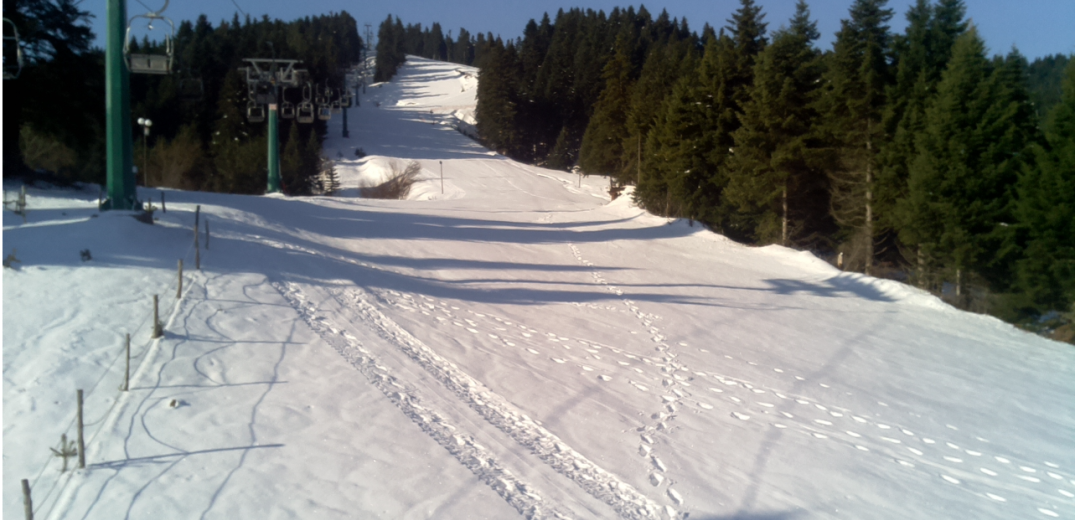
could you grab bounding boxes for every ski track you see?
[256,208,1071,518]
[275,281,567,520]
[275,281,668,520]
[375,242,1074,519]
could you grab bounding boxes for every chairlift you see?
[331,89,342,114]
[281,102,296,119]
[317,104,332,121]
[3,18,24,80]
[340,92,353,109]
[279,87,295,119]
[296,82,315,124]
[124,1,175,75]
[247,101,265,123]
[297,102,315,123]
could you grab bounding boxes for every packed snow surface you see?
[4,56,1074,520]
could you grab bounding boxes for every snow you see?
[4,55,1074,520]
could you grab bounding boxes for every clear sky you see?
[94,0,1074,60]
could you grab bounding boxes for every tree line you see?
[467,0,1074,324]
[373,14,496,82]
[5,0,363,196]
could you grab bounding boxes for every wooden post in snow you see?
[123,333,130,392]
[152,295,162,338]
[194,221,200,270]
[76,390,85,469]
[22,479,32,520]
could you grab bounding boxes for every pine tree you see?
[475,38,521,156]
[375,15,406,82]
[878,0,966,239]
[727,1,826,246]
[816,0,895,274]
[281,122,305,193]
[578,36,633,178]
[622,37,697,184]
[1013,59,1075,314]
[897,28,1038,293]
[636,71,703,217]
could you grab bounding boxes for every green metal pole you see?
[267,103,281,193]
[104,0,137,210]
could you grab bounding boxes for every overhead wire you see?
[229,0,247,18]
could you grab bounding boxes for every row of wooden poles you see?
[21,205,209,520]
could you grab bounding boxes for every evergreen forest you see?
[6,0,1074,329]
[4,0,363,195]
[373,1,1074,328]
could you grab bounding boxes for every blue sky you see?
[94,0,1074,60]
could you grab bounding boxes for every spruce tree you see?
[621,37,696,183]
[578,36,633,179]
[475,39,520,156]
[897,28,1037,293]
[878,0,966,240]
[816,0,894,274]
[727,1,825,246]
[1013,59,1075,314]
[281,122,305,193]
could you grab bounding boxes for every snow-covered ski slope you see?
[4,56,1074,520]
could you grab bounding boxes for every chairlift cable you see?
[229,0,248,17]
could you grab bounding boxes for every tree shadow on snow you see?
[690,512,804,520]
[763,276,895,302]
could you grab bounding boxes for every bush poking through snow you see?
[360,160,422,199]
[319,158,341,196]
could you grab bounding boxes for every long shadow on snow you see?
[350,108,490,161]
[691,512,804,520]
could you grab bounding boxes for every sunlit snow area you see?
[4,56,1074,520]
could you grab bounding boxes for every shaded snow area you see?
[4,56,1074,520]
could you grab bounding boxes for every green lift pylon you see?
[102,0,137,210]
[240,57,303,194]
[267,102,281,193]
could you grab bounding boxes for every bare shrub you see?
[19,125,77,174]
[360,160,421,199]
[149,127,203,189]
[319,157,340,195]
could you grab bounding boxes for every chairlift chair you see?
[280,87,296,119]
[124,3,175,75]
[297,101,315,123]
[247,101,265,123]
[340,92,353,109]
[296,82,315,123]
[331,98,342,114]
[281,100,296,119]
[317,104,332,121]
[3,18,24,80]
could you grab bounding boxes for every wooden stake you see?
[204,219,209,250]
[21,479,31,520]
[123,333,130,392]
[195,223,200,270]
[77,390,85,469]
[161,192,166,213]
[194,205,200,242]
[177,259,183,299]
[152,295,162,338]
